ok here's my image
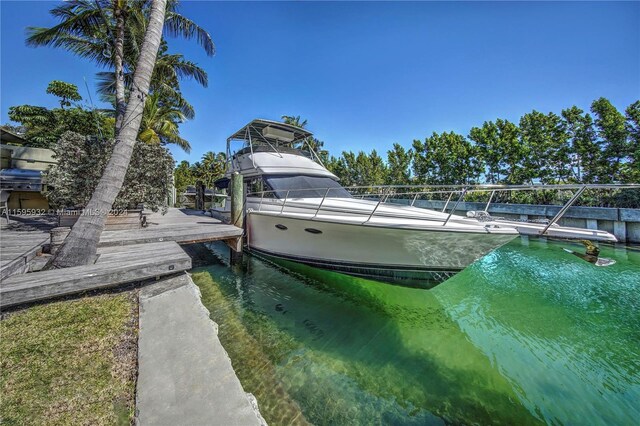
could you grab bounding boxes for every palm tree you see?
[198,151,227,188]
[95,45,206,120]
[281,115,327,163]
[281,115,308,129]
[47,0,168,268]
[138,91,191,152]
[27,0,214,131]
[27,0,214,268]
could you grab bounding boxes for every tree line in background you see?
[326,98,639,188]
[173,151,227,196]
[171,99,638,207]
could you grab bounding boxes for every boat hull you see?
[246,212,517,287]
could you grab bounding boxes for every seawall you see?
[388,199,640,243]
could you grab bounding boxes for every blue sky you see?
[1,1,639,164]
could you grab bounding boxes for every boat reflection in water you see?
[192,238,640,425]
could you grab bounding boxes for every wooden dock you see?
[1,241,191,308]
[99,208,242,247]
[0,208,242,308]
[1,229,49,281]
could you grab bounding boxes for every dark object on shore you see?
[563,240,616,267]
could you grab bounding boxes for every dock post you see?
[195,180,205,211]
[229,172,244,264]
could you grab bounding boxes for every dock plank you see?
[99,209,242,247]
[1,209,241,307]
[0,241,191,308]
[0,231,49,280]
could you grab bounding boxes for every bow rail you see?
[243,183,639,235]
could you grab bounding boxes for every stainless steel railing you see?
[243,183,640,233]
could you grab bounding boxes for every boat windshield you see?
[263,175,353,199]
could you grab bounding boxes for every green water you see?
[191,238,640,425]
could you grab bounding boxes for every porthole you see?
[275,224,288,230]
[304,228,322,234]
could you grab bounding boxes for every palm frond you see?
[164,12,215,56]
[161,132,191,153]
[169,57,208,87]
[139,128,159,144]
[26,6,108,47]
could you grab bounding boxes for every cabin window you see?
[247,178,264,196]
[246,178,276,198]
[263,175,353,199]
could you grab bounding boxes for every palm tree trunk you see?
[114,1,126,132]
[48,0,168,268]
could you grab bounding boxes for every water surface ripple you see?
[191,238,640,425]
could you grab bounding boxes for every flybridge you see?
[224,119,327,174]
[226,119,313,146]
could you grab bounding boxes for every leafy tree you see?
[546,112,573,183]
[7,82,113,148]
[359,150,387,186]
[45,131,174,211]
[468,120,524,184]
[27,0,215,268]
[174,160,194,195]
[494,119,524,184]
[329,150,388,187]
[325,154,351,185]
[138,92,191,152]
[561,106,601,183]
[469,121,501,184]
[96,40,207,125]
[327,99,637,194]
[38,0,171,268]
[518,111,572,184]
[194,151,227,188]
[591,98,629,182]
[412,132,480,185]
[624,101,640,183]
[386,143,413,185]
[28,0,214,150]
[46,80,82,108]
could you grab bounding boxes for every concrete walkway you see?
[136,274,264,426]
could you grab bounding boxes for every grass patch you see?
[1,292,138,425]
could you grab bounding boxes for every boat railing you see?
[225,121,325,170]
[246,183,640,233]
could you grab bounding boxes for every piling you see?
[229,172,244,264]
[195,180,205,211]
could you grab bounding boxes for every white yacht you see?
[213,119,619,286]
